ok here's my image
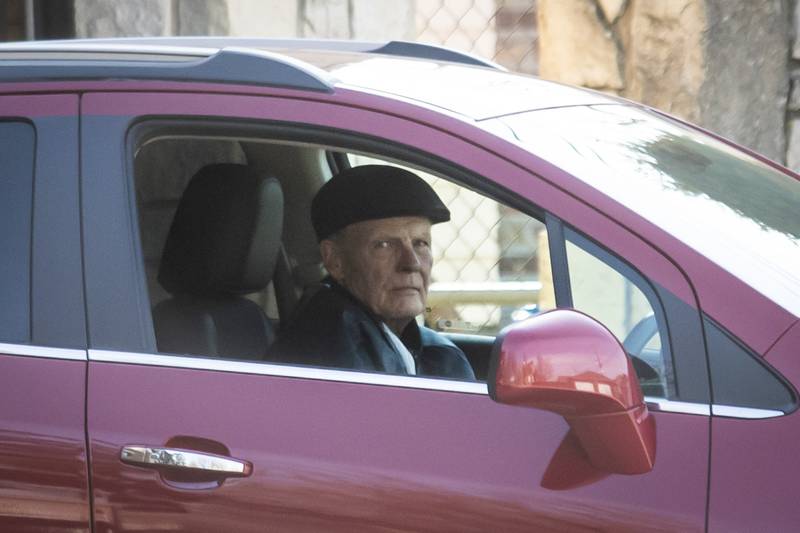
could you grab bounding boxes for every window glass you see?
[704,316,795,412]
[348,154,555,336]
[496,105,800,318]
[0,122,34,343]
[132,132,555,383]
[566,236,671,397]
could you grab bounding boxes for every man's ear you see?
[320,239,345,281]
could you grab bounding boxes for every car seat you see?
[152,163,283,360]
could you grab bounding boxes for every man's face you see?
[322,216,433,332]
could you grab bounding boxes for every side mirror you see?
[488,309,655,475]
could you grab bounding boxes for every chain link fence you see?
[409,1,546,335]
[424,176,550,336]
[415,0,538,74]
[350,151,550,336]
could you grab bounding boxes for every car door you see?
[82,89,710,532]
[0,94,89,531]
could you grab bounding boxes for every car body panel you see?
[707,321,800,530]
[0,40,795,530]
[88,359,707,532]
[0,92,88,531]
[0,353,89,531]
[81,88,709,531]
[0,92,77,115]
[283,49,618,119]
[708,411,800,532]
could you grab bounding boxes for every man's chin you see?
[384,304,425,323]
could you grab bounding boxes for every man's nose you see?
[397,241,422,271]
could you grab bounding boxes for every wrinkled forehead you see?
[341,216,432,242]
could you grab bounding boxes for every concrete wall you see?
[70,0,800,169]
[299,0,414,40]
[74,0,230,36]
[74,0,170,36]
[75,0,413,40]
[538,0,792,165]
[785,1,800,170]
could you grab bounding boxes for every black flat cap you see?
[311,165,450,241]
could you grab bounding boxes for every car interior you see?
[133,131,502,381]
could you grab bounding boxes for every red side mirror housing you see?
[488,309,655,475]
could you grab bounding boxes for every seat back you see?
[153,163,284,359]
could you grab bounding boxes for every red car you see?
[0,37,797,532]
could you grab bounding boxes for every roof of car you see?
[0,37,619,120]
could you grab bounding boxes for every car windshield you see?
[493,104,800,316]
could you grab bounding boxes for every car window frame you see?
[124,119,706,403]
[546,212,709,403]
[81,94,711,410]
[566,223,676,398]
[0,97,87,351]
[124,119,551,378]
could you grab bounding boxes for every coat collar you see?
[323,276,423,357]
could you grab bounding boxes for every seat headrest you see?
[158,163,284,296]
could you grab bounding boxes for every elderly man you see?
[272,164,475,380]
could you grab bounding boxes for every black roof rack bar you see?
[0,47,334,92]
[15,37,503,70]
[371,41,503,69]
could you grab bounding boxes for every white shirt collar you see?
[380,323,416,375]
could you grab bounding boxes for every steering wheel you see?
[622,314,660,381]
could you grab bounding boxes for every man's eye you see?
[374,240,391,249]
[414,239,430,249]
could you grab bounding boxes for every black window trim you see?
[544,212,572,308]
[703,314,798,414]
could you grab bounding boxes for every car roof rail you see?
[370,41,503,70]
[0,45,335,92]
[6,37,504,70]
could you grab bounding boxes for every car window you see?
[131,132,560,383]
[131,131,680,394]
[564,230,673,397]
[348,155,677,397]
[0,121,35,343]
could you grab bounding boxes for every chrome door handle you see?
[120,445,252,477]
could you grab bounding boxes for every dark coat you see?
[270,279,475,380]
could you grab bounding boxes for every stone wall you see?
[298,0,414,40]
[538,0,792,165]
[786,1,800,169]
[59,0,800,170]
[75,0,413,41]
[701,1,790,163]
[74,0,170,36]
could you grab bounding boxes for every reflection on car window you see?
[496,104,800,317]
